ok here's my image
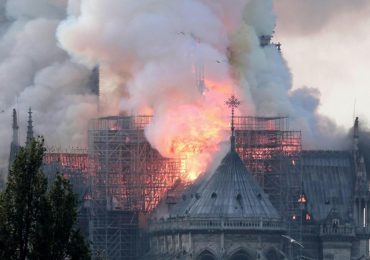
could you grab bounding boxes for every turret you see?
[351,117,370,258]
[353,117,367,190]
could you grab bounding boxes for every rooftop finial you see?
[26,107,33,145]
[225,95,240,151]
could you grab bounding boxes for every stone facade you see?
[147,231,284,260]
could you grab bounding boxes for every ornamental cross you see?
[225,95,240,134]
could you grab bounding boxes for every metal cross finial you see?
[225,95,240,151]
[225,95,240,133]
[226,95,240,109]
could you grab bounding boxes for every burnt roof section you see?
[170,149,280,219]
[301,151,354,222]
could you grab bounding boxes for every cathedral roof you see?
[170,148,280,219]
[301,151,354,222]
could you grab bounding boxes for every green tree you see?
[32,175,90,260]
[0,137,47,259]
[0,138,90,260]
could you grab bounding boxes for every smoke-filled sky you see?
[274,0,370,128]
[0,0,98,169]
[0,0,368,172]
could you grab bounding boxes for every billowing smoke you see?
[58,0,248,179]
[224,1,347,149]
[0,0,355,179]
[0,0,98,172]
[57,0,351,179]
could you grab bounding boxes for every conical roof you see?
[170,148,280,219]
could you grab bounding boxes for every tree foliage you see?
[0,138,90,260]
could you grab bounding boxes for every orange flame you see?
[147,86,232,181]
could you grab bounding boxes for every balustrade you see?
[149,217,285,232]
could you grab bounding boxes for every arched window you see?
[230,250,251,260]
[197,250,215,260]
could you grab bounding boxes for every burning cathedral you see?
[8,97,370,260]
[141,107,370,260]
[4,2,370,260]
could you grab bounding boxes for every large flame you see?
[145,87,232,181]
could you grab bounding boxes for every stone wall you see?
[147,231,285,259]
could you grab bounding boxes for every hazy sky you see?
[274,0,370,129]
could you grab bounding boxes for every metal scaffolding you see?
[39,115,302,259]
[234,116,302,227]
[88,116,182,260]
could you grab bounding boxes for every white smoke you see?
[273,0,370,140]
[0,0,98,172]
[227,0,347,149]
[58,0,246,176]
[57,0,349,163]
[0,0,352,177]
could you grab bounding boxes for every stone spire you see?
[352,117,367,192]
[26,107,33,145]
[9,109,20,165]
[225,95,240,151]
[12,109,19,146]
[353,117,359,153]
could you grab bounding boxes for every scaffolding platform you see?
[88,116,182,259]
[234,116,302,237]
[87,115,303,259]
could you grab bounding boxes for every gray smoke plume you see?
[0,0,98,172]
[57,0,350,165]
[227,0,348,149]
[0,0,356,178]
[58,0,250,178]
